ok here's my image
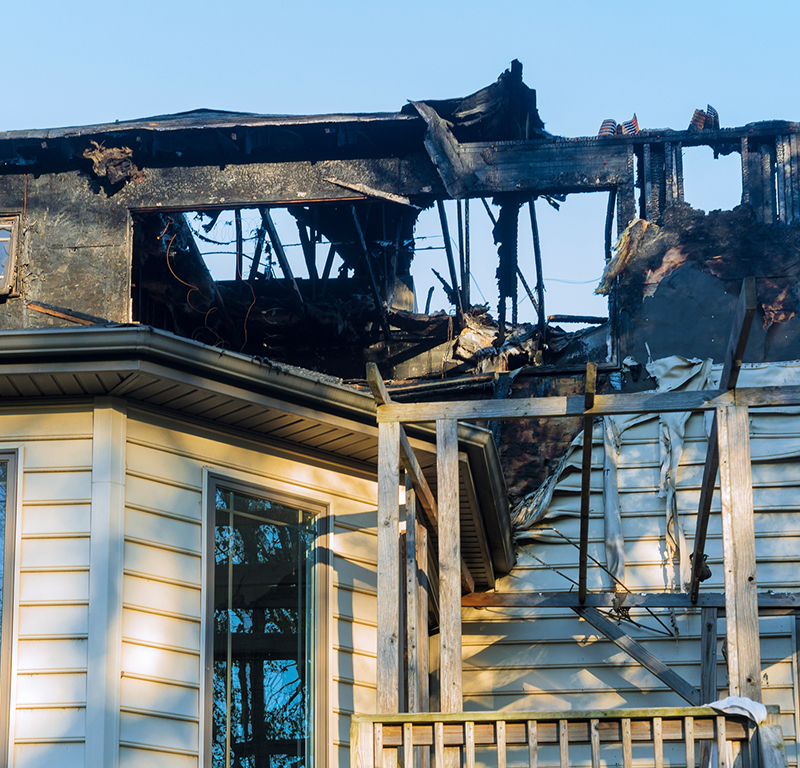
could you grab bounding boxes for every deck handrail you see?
[351,706,772,768]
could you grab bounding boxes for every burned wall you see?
[610,203,800,367]
[0,170,129,327]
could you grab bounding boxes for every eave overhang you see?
[0,325,514,583]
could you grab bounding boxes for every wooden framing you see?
[573,607,701,706]
[368,364,476,593]
[369,277,771,715]
[374,385,800,423]
[462,591,800,611]
[717,404,761,700]
[377,421,401,713]
[437,418,462,713]
[578,362,597,603]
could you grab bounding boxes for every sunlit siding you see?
[123,407,378,768]
[464,411,800,767]
[0,406,93,768]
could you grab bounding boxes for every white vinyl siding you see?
[1,406,93,767]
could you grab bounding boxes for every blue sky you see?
[5,0,798,322]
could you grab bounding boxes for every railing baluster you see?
[716,716,727,768]
[653,716,663,768]
[685,716,695,768]
[559,719,569,768]
[497,721,507,768]
[435,722,444,768]
[590,719,600,768]
[404,723,413,768]
[527,720,538,768]
[465,722,475,768]
[622,718,633,768]
[374,723,384,768]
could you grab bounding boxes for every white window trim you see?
[201,467,330,768]
[0,448,22,766]
[0,216,20,296]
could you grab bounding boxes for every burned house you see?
[0,61,799,768]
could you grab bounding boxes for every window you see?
[0,217,19,296]
[0,453,17,754]
[204,478,327,768]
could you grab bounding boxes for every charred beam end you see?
[411,101,478,198]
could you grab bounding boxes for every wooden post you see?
[437,418,462,712]
[700,607,719,768]
[579,362,598,603]
[406,477,428,718]
[701,607,718,703]
[717,405,762,701]
[351,719,375,768]
[377,421,401,713]
[437,418,461,768]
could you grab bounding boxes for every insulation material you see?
[512,356,800,592]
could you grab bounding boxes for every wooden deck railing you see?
[351,707,768,768]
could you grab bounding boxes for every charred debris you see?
[2,61,800,504]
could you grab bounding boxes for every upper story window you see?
[205,479,325,768]
[0,217,19,295]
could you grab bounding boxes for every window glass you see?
[0,220,15,293]
[0,234,9,287]
[213,486,316,768]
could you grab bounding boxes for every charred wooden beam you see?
[296,221,319,295]
[436,200,463,315]
[690,278,757,603]
[261,209,304,305]
[248,218,268,281]
[319,242,337,296]
[234,208,244,281]
[412,101,478,198]
[351,205,392,340]
[547,315,606,325]
[495,198,521,338]
[528,199,546,339]
[457,200,467,309]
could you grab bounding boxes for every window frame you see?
[202,472,330,768]
[0,216,20,296]
[0,450,19,760]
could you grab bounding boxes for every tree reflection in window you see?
[213,487,315,768]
